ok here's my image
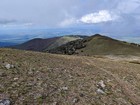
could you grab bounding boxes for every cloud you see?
[0,19,16,25]
[0,0,139,36]
[2,22,33,28]
[0,19,33,28]
[59,10,120,26]
[79,10,119,24]
[117,0,140,14]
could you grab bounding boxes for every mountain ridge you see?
[9,34,140,56]
[48,34,140,55]
[11,35,86,52]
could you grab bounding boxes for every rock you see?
[51,102,58,105]
[97,89,105,94]
[69,74,73,78]
[13,77,19,81]
[5,64,11,69]
[107,79,111,82]
[10,65,14,68]
[72,97,79,103]
[79,93,84,97]
[5,64,14,69]
[61,86,68,91]
[98,80,105,89]
[28,69,34,75]
[0,99,11,105]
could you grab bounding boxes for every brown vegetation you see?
[0,48,140,105]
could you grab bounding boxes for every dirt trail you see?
[84,58,140,105]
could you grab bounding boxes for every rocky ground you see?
[0,48,140,105]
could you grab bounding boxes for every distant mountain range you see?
[9,34,140,56]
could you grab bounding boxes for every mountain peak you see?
[93,34,103,37]
[92,34,111,39]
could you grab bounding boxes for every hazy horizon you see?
[0,28,139,44]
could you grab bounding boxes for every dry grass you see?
[0,48,140,105]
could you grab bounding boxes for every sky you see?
[0,0,140,36]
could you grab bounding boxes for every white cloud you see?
[59,10,119,26]
[80,10,119,24]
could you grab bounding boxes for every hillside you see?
[45,35,85,50]
[48,34,140,56]
[0,48,140,105]
[11,35,85,52]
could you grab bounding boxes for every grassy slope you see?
[0,48,140,105]
[46,36,82,50]
[76,35,140,56]
[12,37,60,52]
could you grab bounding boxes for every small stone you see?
[61,86,68,91]
[107,79,111,82]
[10,65,14,68]
[52,102,58,105]
[72,98,79,103]
[36,71,39,73]
[79,93,84,97]
[14,77,19,81]
[98,80,105,89]
[28,69,34,75]
[97,89,105,94]
[5,64,11,69]
[0,99,11,105]
[69,74,73,78]
[5,64,14,69]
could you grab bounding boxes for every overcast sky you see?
[0,0,140,35]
